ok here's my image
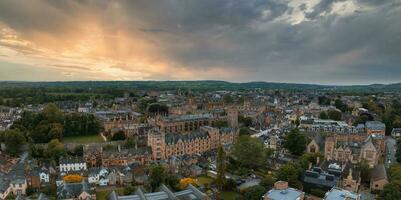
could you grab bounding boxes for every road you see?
[385,136,397,169]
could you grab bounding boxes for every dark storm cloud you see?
[0,0,400,84]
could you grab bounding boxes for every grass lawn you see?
[220,191,242,200]
[63,134,104,144]
[96,188,124,200]
[197,176,215,185]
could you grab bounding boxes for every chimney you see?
[274,181,289,190]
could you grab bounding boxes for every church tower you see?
[227,107,238,129]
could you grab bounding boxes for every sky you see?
[0,0,401,85]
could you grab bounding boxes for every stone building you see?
[148,126,238,160]
[324,134,380,167]
[84,144,151,167]
[341,165,361,193]
[148,114,218,134]
[306,133,324,153]
[365,121,386,136]
[101,146,152,167]
[226,107,238,128]
[370,164,388,191]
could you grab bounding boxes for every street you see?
[385,136,397,169]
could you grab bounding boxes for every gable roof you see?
[371,164,387,182]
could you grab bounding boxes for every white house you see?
[88,167,109,186]
[59,156,87,173]
[39,171,50,183]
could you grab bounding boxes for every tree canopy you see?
[242,185,266,200]
[12,103,101,143]
[0,129,26,156]
[284,129,307,156]
[232,135,269,169]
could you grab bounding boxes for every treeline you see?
[363,99,401,135]
[0,87,136,107]
[11,103,102,143]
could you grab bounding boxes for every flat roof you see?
[324,187,359,200]
[265,188,303,200]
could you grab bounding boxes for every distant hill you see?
[0,81,400,92]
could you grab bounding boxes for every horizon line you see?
[0,80,400,87]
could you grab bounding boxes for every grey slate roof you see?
[57,181,95,199]
[165,131,209,144]
[161,114,213,122]
[107,184,208,200]
[303,167,340,188]
[365,121,385,131]
[371,164,387,182]
[59,156,85,164]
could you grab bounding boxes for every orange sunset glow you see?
[0,0,401,84]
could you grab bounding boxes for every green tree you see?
[358,160,371,184]
[42,103,63,123]
[319,111,328,119]
[223,95,233,104]
[216,146,226,190]
[243,185,266,200]
[166,175,179,190]
[396,139,401,163]
[393,116,401,128]
[335,99,349,112]
[111,131,126,141]
[29,144,47,160]
[239,127,250,135]
[327,109,342,121]
[149,164,167,191]
[72,145,84,156]
[353,115,369,126]
[238,115,253,127]
[259,175,276,190]
[2,129,26,156]
[277,163,302,188]
[48,123,63,140]
[232,135,268,168]
[47,139,66,163]
[124,185,136,195]
[318,96,331,105]
[125,137,137,148]
[284,129,307,156]
[299,152,322,170]
[31,123,52,143]
[378,181,401,200]
[222,178,237,191]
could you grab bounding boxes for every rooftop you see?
[365,121,385,130]
[107,184,208,200]
[264,187,303,200]
[324,187,360,200]
[161,114,213,122]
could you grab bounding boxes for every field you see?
[220,191,242,200]
[197,176,215,185]
[62,134,104,144]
